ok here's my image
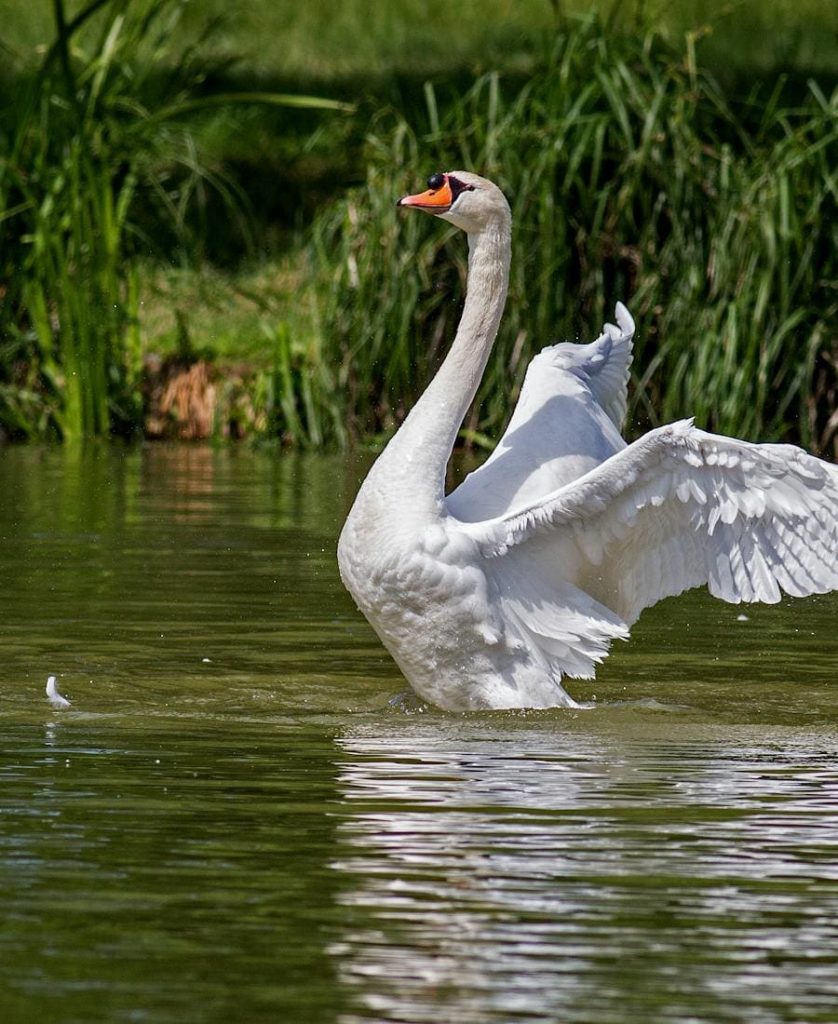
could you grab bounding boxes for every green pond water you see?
[1,443,837,1024]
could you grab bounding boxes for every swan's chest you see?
[337,506,496,654]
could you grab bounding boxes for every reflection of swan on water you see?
[330,727,601,1020]
[338,171,838,711]
[329,726,838,1024]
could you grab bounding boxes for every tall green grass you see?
[0,0,347,442]
[307,14,838,455]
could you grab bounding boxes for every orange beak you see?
[397,177,454,213]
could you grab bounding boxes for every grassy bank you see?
[0,0,346,441]
[5,0,838,79]
[305,20,837,455]
[0,1,836,450]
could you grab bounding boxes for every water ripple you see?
[331,726,838,1024]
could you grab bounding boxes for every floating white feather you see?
[46,675,71,710]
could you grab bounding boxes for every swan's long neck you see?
[371,218,511,516]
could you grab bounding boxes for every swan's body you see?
[338,171,838,710]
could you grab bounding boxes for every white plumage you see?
[46,675,71,710]
[337,171,838,710]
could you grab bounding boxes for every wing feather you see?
[446,305,635,521]
[460,420,838,624]
[579,301,635,430]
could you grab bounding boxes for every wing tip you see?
[614,302,635,338]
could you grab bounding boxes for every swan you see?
[337,170,838,710]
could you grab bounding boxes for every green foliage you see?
[308,14,838,453]
[0,0,347,442]
[9,0,838,81]
[264,322,347,448]
[2,5,835,451]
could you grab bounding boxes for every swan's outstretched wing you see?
[462,419,838,627]
[446,304,635,521]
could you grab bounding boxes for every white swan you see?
[337,171,838,710]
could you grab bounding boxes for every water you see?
[1,444,837,1024]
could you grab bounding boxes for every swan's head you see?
[397,171,510,234]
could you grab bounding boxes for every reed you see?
[307,13,837,455]
[0,0,347,441]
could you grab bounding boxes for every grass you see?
[305,15,838,454]
[0,1,836,449]
[0,0,346,441]
[5,0,838,79]
[138,261,302,367]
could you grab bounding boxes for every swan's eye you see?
[427,172,446,190]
